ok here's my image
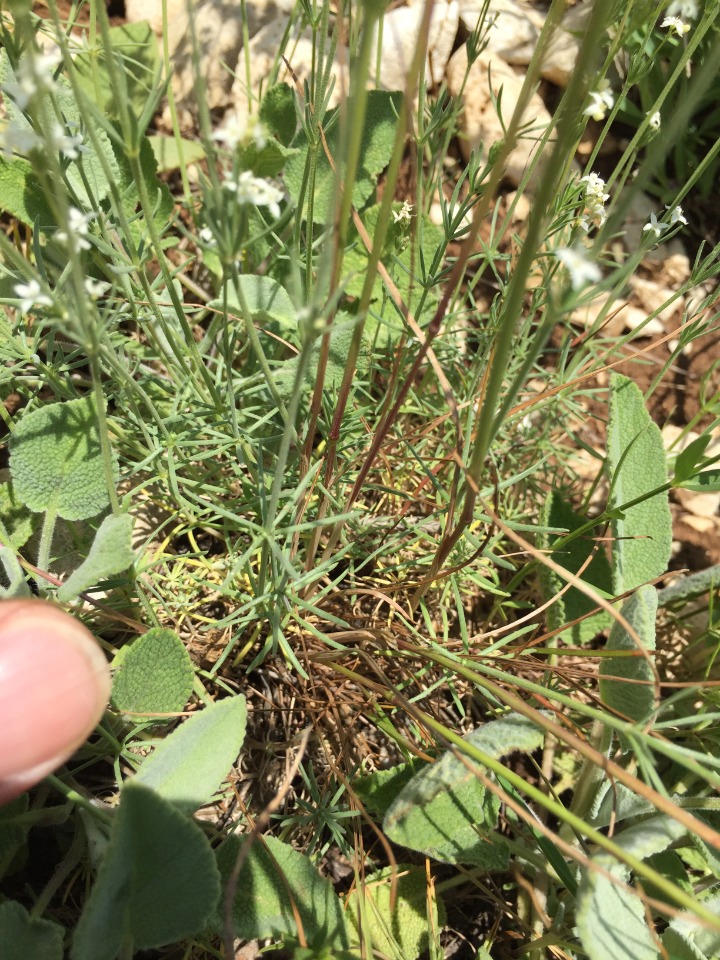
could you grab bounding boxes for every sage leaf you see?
[133,694,247,814]
[216,833,350,947]
[111,626,194,720]
[72,784,220,960]
[607,374,672,593]
[57,513,135,602]
[0,900,64,960]
[9,396,118,521]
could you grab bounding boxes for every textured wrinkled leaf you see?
[607,374,672,593]
[285,91,402,223]
[148,135,205,172]
[384,713,544,866]
[577,871,657,960]
[133,694,247,814]
[0,900,64,960]
[72,784,220,960]
[73,21,159,123]
[260,83,297,145]
[600,585,657,747]
[354,759,425,819]
[658,565,720,606]
[0,155,53,226]
[665,894,720,960]
[211,275,296,337]
[0,481,34,549]
[216,833,350,947]
[273,313,368,402]
[0,547,31,599]
[540,491,612,643]
[112,627,194,719]
[57,513,134,602]
[238,137,299,177]
[9,396,118,520]
[0,794,29,865]
[346,866,444,960]
[577,814,687,960]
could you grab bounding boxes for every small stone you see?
[370,2,459,91]
[446,47,552,187]
[457,0,543,65]
[540,3,591,86]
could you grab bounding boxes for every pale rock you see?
[683,514,717,535]
[126,0,298,124]
[540,3,590,86]
[570,295,662,337]
[446,46,552,186]
[457,0,543,65]
[370,2,459,92]
[619,303,665,337]
[229,17,349,115]
[662,253,692,286]
[682,491,720,520]
[504,189,532,222]
[629,275,683,328]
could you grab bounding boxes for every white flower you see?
[198,226,216,245]
[1,48,62,110]
[666,204,688,226]
[661,15,690,36]
[55,207,96,251]
[583,80,614,122]
[643,212,670,240]
[50,122,87,160]
[648,111,661,131]
[555,246,602,290]
[213,112,266,152]
[666,0,698,20]
[578,173,609,230]
[392,200,414,224]
[0,119,41,157]
[224,170,283,220]
[14,279,53,314]
[84,278,110,300]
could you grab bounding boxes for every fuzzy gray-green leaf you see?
[9,397,118,521]
[607,374,672,593]
[216,833,350,947]
[57,513,135,602]
[72,783,220,960]
[600,585,657,747]
[111,627,194,719]
[133,694,247,814]
[0,901,64,960]
[384,713,544,865]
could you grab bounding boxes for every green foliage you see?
[384,713,545,866]
[216,833,350,948]
[72,783,221,960]
[210,275,297,338]
[0,154,53,226]
[72,21,160,124]
[284,91,403,223]
[0,900,64,960]
[599,584,658,746]
[345,865,444,960]
[9,396,118,521]
[0,480,34,549]
[607,374,672,594]
[57,513,134,602]
[260,83,298,146]
[132,694,247,814]
[111,626,194,719]
[540,490,612,643]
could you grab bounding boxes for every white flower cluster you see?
[392,200,414,225]
[555,246,602,291]
[55,207,96,252]
[583,79,614,122]
[224,170,284,221]
[213,112,267,153]
[578,172,610,232]
[0,47,62,111]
